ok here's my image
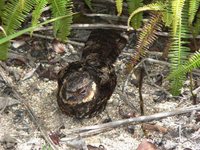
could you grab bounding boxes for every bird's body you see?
[57,30,127,119]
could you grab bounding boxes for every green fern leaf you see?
[171,0,185,35]
[31,0,48,35]
[193,12,200,36]
[126,13,163,72]
[2,0,34,35]
[169,0,190,95]
[170,75,186,95]
[1,0,34,60]
[126,0,143,29]
[48,0,73,41]
[127,2,164,30]
[162,1,173,27]
[116,0,123,16]
[0,41,10,60]
[188,0,200,25]
[0,14,73,45]
[0,0,5,17]
[168,50,200,79]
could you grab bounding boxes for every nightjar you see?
[57,30,127,119]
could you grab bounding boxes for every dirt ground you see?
[0,30,200,150]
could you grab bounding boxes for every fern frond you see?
[1,0,34,60]
[0,0,5,17]
[127,2,165,30]
[84,0,93,11]
[57,1,72,41]
[2,0,34,35]
[193,12,200,36]
[126,13,163,72]
[126,0,143,29]
[0,38,10,60]
[48,0,73,41]
[0,13,73,45]
[169,0,190,95]
[168,50,200,79]
[31,0,48,35]
[162,1,173,27]
[116,0,123,16]
[188,0,200,25]
[171,0,185,35]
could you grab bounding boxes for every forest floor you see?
[0,2,200,150]
[0,29,200,150]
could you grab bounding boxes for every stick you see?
[65,105,200,135]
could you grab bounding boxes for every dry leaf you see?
[142,123,168,134]
[137,139,157,150]
[52,39,66,54]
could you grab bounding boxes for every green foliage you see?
[188,0,200,25]
[0,0,5,17]
[126,0,143,29]
[0,42,10,60]
[127,2,164,29]
[126,13,163,72]
[169,0,190,95]
[0,14,73,45]
[0,0,73,60]
[31,0,48,35]
[168,49,200,95]
[168,50,200,80]
[2,0,34,35]
[115,0,124,16]
[193,12,200,36]
[162,1,173,27]
[0,0,34,60]
[127,0,200,95]
[48,0,72,41]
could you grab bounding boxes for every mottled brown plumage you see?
[57,30,127,119]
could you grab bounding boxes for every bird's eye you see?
[67,96,75,101]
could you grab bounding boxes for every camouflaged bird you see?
[57,30,127,119]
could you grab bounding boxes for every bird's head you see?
[59,71,97,105]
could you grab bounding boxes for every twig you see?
[122,58,171,95]
[24,33,85,46]
[143,58,170,66]
[18,22,200,40]
[35,24,134,31]
[189,72,197,105]
[117,90,139,112]
[138,67,145,115]
[124,57,200,98]
[62,105,200,141]
[143,58,200,76]
[75,105,200,133]
[122,51,163,58]
[71,24,134,30]
[84,13,128,22]
[71,24,200,39]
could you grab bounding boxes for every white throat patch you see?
[82,82,97,103]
